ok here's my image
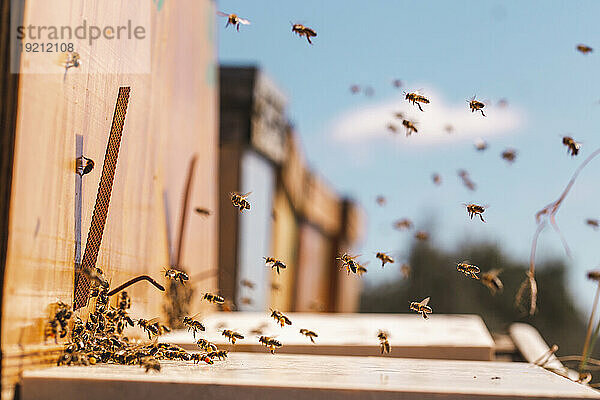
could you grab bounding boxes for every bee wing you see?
[238,17,251,25]
[240,191,252,198]
[145,317,161,325]
[217,11,230,17]
[420,297,430,306]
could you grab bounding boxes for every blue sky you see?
[216,1,600,313]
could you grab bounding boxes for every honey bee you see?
[501,148,517,163]
[481,269,504,295]
[65,51,80,69]
[456,261,481,280]
[458,169,477,191]
[474,138,488,151]
[377,330,391,354]
[402,119,418,136]
[468,96,486,116]
[240,279,255,289]
[404,91,430,112]
[464,203,487,222]
[202,293,225,304]
[141,357,161,372]
[444,124,454,134]
[206,350,228,361]
[576,44,593,54]
[194,207,211,216]
[350,84,361,94]
[196,339,218,352]
[271,282,281,291]
[259,336,282,354]
[376,196,386,206]
[270,309,292,327]
[164,267,189,284]
[182,315,206,339]
[337,253,361,274]
[376,252,394,268]
[414,231,429,241]
[76,156,94,176]
[356,264,368,276]
[432,173,442,185]
[393,218,413,231]
[410,297,432,319]
[562,136,581,156]
[393,112,404,120]
[222,329,244,344]
[230,192,251,212]
[191,353,214,364]
[217,12,251,31]
[299,329,318,343]
[264,257,287,274]
[292,23,317,44]
[400,263,411,279]
[387,123,398,134]
[392,79,403,88]
[45,301,72,342]
[586,218,600,230]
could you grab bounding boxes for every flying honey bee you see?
[377,330,391,354]
[264,257,287,274]
[586,219,600,230]
[414,231,429,241]
[456,261,481,280]
[501,149,517,163]
[356,264,368,276]
[196,338,218,352]
[392,79,403,88]
[432,173,442,185]
[410,297,432,319]
[240,279,255,289]
[402,119,418,136]
[182,315,206,339]
[393,112,404,120]
[76,156,94,176]
[202,293,225,304]
[230,192,251,212]
[444,124,454,134]
[562,136,581,156]
[481,269,504,295]
[458,169,477,191]
[299,329,318,343]
[259,336,282,354]
[376,252,394,268]
[217,12,251,31]
[194,207,211,216]
[137,318,160,339]
[141,357,160,373]
[222,329,244,344]
[270,309,292,327]
[474,138,488,151]
[464,203,487,222]
[291,23,317,44]
[350,84,361,94]
[393,218,413,231]
[468,96,486,116]
[376,196,386,206]
[404,91,430,112]
[576,44,593,54]
[387,123,398,134]
[337,253,361,274]
[400,263,411,279]
[164,267,189,284]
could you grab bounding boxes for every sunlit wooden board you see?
[161,312,495,360]
[21,353,600,400]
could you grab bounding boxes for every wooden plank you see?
[162,312,495,361]
[21,353,600,400]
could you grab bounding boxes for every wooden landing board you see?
[161,312,495,360]
[21,353,600,400]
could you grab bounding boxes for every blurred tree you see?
[360,239,589,357]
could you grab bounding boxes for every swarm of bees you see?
[562,136,581,156]
[464,203,487,222]
[376,252,394,268]
[292,23,317,44]
[468,96,486,116]
[217,12,251,31]
[456,261,481,280]
[410,297,432,319]
[230,192,251,212]
[404,91,430,112]
[299,328,318,343]
[264,257,287,274]
[377,330,391,354]
[270,309,292,327]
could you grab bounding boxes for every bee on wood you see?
[414,231,429,241]
[240,279,255,289]
[562,136,581,156]
[194,207,211,216]
[474,138,488,151]
[481,269,504,295]
[191,353,214,364]
[576,44,593,54]
[196,339,218,352]
[392,79,403,88]
[376,196,386,206]
[141,357,161,373]
[393,218,413,231]
[299,329,318,343]
[404,91,430,112]
[270,309,292,327]
[259,336,282,354]
[222,329,244,344]
[230,192,251,212]
[164,267,189,284]
[202,292,225,305]
[468,96,486,116]
[458,169,477,191]
[217,12,250,31]
[376,252,394,268]
[292,23,317,44]
[387,123,398,134]
[410,297,432,319]
[402,119,418,136]
[207,350,228,361]
[586,218,599,230]
[501,148,517,163]
[264,257,287,274]
[377,330,391,354]
[456,261,481,280]
[182,315,206,339]
[350,84,361,94]
[337,253,361,274]
[400,263,411,279]
[464,203,487,222]
[76,156,94,176]
[432,173,442,185]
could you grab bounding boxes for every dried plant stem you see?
[580,283,600,372]
[107,275,165,296]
